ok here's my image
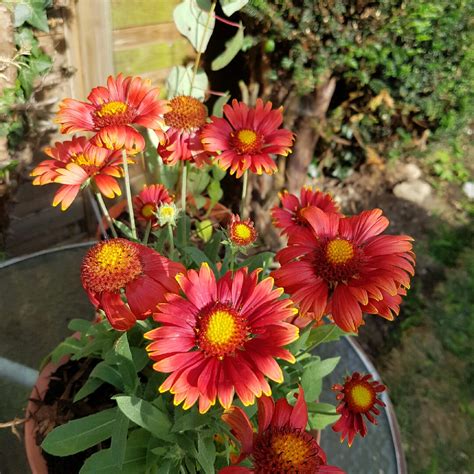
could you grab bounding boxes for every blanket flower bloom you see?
[228,214,257,247]
[145,263,299,414]
[201,99,294,178]
[272,207,415,332]
[332,372,386,446]
[133,184,173,228]
[157,95,210,167]
[81,238,184,331]
[272,186,341,235]
[55,74,168,154]
[30,136,124,211]
[220,386,344,473]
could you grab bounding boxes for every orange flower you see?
[272,207,415,332]
[228,214,257,247]
[55,74,168,154]
[145,263,299,414]
[81,238,184,331]
[30,137,125,211]
[133,184,173,228]
[201,99,294,178]
[332,372,386,446]
[157,95,210,167]
[220,386,344,473]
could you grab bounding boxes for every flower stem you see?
[181,161,188,212]
[229,246,238,274]
[143,220,152,245]
[190,0,217,94]
[122,149,137,240]
[240,170,249,217]
[95,192,118,238]
[167,223,175,257]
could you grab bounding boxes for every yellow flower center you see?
[141,203,156,219]
[164,95,207,130]
[234,223,252,240]
[70,153,93,167]
[81,239,143,293]
[96,101,128,117]
[160,206,175,218]
[346,380,376,413]
[196,304,248,359]
[237,129,257,145]
[326,238,354,265]
[271,432,311,469]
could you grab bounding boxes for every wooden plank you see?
[113,23,181,50]
[113,39,193,75]
[111,0,179,29]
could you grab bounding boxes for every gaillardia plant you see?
[27,3,415,472]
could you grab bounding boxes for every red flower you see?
[228,214,257,247]
[272,186,341,235]
[133,184,173,228]
[332,372,386,446]
[145,263,299,414]
[157,95,210,167]
[31,136,125,211]
[220,386,344,473]
[272,207,415,332]
[81,238,184,331]
[201,99,294,178]
[55,74,168,154]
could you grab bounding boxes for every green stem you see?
[240,170,249,217]
[143,220,152,245]
[190,0,218,94]
[230,246,238,274]
[95,192,118,238]
[122,150,137,239]
[297,324,338,360]
[181,161,188,212]
[167,223,175,257]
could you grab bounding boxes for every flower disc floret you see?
[229,214,257,247]
[133,184,173,228]
[164,95,207,131]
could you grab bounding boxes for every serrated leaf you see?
[196,434,216,474]
[115,396,173,441]
[166,66,209,100]
[220,0,248,16]
[42,408,117,456]
[211,25,244,71]
[174,0,215,53]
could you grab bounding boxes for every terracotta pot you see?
[25,356,67,474]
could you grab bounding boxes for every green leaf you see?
[196,434,216,474]
[237,251,274,273]
[73,377,104,403]
[211,165,227,181]
[301,357,340,402]
[182,246,216,272]
[115,396,173,441]
[196,219,213,243]
[207,179,223,203]
[166,66,209,100]
[307,403,340,430]
[110,411,130,469]
[113,220,138,241]
[172,409,208,433]
[42,408,117,456]
[188,167,211,195]
[177,214,191,249]
[220,0,248,16]
[174,0,215,53]
[211,25,244,71]
[50,337,83,364]
[305,324,348,350]
[114,333,139,394]
[68,318,93,334]
[211,94,230,118]
[79,445,147,474]
[90,361,125,391]
[204,229,224,262]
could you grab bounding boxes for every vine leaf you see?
[211,24,244,71]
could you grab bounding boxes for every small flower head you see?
[228,214,257,247]
[201,99,294,178]
[219,386,344,473]
[332,372,386,446]
[145,263,299,413]
[158,95,210,167]
[157,202,179,227]
[133,184,173,228]
[81,238,184,331]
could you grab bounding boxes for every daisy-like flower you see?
[272,186,341,236]
[228,214,257,247]
[81,238,184,331]
[133,184,173,228]
[55,74,168,154]
[157,95,210,167]
[220,386,344,473]
[145,263,299,414]
[31,137,124,211]
[201,99,294,178]
[272,207,415,332]
[332,372,386,446]
[157,202,179,227]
